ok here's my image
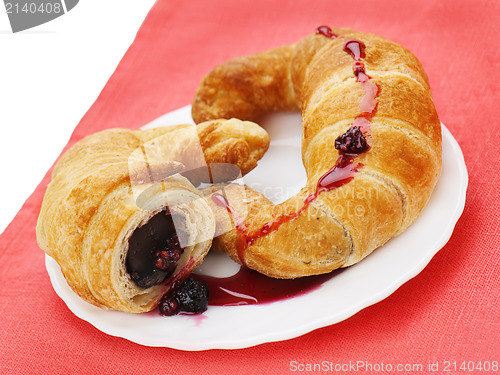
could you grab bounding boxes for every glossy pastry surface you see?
[193,27,442,278]
[37,119,269,312]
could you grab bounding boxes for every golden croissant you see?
[36,119,269,312]
[192,26,442,278]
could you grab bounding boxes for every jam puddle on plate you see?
[192,252,344,307]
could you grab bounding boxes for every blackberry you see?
[158,297,180,316]
[158,277,209,316]
[153,247,182,272]
[334,126,369,155]
[177,278,209,313]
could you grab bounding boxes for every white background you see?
[0,0,156,233]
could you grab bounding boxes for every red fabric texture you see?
[1,0,498,373]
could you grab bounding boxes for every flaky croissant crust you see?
[193,28,442,278]
[37,119,270,312]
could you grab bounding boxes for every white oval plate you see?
[45,106,468,350]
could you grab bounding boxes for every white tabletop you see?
[0,0,155,233]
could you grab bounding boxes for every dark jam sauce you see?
[193,267,344,306]
[126,209,184,289]
[211,193,232,213]
[211,157,361,266]
[315,25,337,39]
[343,39,366,60]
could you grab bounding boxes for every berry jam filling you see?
[126,209,185,289]
[158,277,209,316]
[334,126,370,154]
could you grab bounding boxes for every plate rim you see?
[45,107,468,350]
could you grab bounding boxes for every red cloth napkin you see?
[1,0,498,373]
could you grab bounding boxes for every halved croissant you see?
[192,27,442,278]
[37,119,269,312]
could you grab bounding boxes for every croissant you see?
[36,119,270,312]
[192,26,442,278]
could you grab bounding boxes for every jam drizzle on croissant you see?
[315,25,338,39]
[214,26,379,266]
